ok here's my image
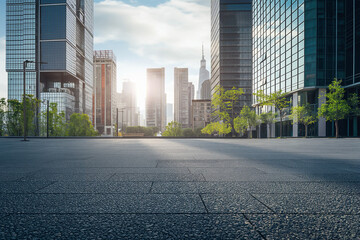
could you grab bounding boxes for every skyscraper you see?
[93,50,117,136]
[6,0,94,120]
[174,68,192,128]
[210,0,253,117]
[201,79,211,100]
[121,81,139,127]
[166,103,174,125]
[146,68,166,131]
[197,45,210,99]
[253,0,360,137]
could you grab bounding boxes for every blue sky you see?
[0,0,211,113]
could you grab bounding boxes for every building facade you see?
[166,103,173,125]
[192,100,211,129]
[6,0,94,122]
[253,0,360,137]
[146,68,166,131]
[197,46,210,99]
[174,68,193,128]
[120,81,139,128]
[210,0,253,120]
[93,50,117,136]
[201,79,211,100]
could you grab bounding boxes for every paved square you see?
[0,138,359,239]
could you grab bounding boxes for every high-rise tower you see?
[6,0,94,121]
[197,45,210,99]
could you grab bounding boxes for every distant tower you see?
[197,44,210,99]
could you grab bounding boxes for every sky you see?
[0,0,211,113]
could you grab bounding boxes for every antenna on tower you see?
[202,43,204,60]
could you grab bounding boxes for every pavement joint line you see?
[200,173,207,181]
[199,194,209,214]
[242,213,267,240]
[106,173,117,181]
[33,181,58,193]
[149,182,154,193]
[249,193,276,214]
[186,167,191,173]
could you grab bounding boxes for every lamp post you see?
[23,60,47,142]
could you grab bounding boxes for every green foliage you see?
[40,103,66,137]
[289,104,317,138]
[0,98,6,136]
[318,79,354,138]
[233,116,247,136]
[259,111,277,138]
[348,93,360,116]
[212,86,244,136]
[201,122,231,136]
[240,106,258,138]
[125,126,158,136]
[162,121,183,137]
[66,113,98,136]
[6,95,40,136]
[254,90,289,137]
[182,128,195,137]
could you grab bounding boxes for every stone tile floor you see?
[0,138,359,239]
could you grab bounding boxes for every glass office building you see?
[6,0,94,122]
[211,0,253,121]
[253,0,360,137]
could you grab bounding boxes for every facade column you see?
[292,92,298,137]
[318,88,327,137]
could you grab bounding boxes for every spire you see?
[202,44,204,60]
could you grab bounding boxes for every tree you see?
[0,98,6,136]
[6,95,40,136]
[254,90,289,138]
[233,116,247,136]
[289,104,317,138]
[318,79,351,138]
[240,106,258,138]
[182,128,195,137]
[66,113,98,136]
[212,86,244,136]
[201,122,231,136]
[259,112,277,138]
[40,103,66,137]
[162,121,183,137]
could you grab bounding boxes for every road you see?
[0,138,359,239]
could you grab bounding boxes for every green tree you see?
[289,104,317,138]
[259,112,277,138]
[0,98,6,136]
[66,113,98,136]
[201,122,231,136]
[233,116,247,136]
[40,103,66,137]
[348,93,360,116]
[212,86,244,136]
[318,79,351,138]
[254,90,289,138]
[240,106,258,138]
[182,128,195,137]
[6,95,40,136]
[162,121,183,137]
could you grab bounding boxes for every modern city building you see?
[146,68,166,131]
[166,103,174,125]
[93,50,117,136]
[191,99,211,130]
[201,79,211,99]
[174,68,193,128]
[197,45,210,99]
[6,0,94,122]
[253,0,360,137]
[210,0,253,121]
[120,81,139,128]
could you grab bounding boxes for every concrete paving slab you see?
[245,214,360,239]
[109,173,205,182]
[0,214,262,239]
[253,193,360,214]
[0,194,206,214]
[201,194,271,214]
[0,182,54,193]
[38,181,152,194]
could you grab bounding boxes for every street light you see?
[23,60,47,142]
[42,99,50,138]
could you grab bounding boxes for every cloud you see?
[94,0,211,65]
[0,37,7,99]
